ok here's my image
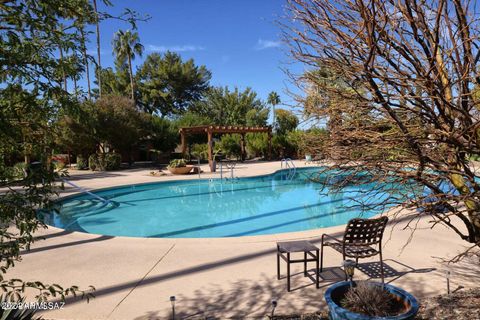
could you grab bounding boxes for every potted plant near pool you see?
[167,159,193,175]
[325,261,419,320]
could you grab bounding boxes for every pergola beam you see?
[179,125,273,172]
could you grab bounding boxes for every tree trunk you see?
[58,45,67,91]
[93,0,102,98]
[128,55,135,101]
[80,27,91,100]
[434,44,480,243]
[73,76,78,97]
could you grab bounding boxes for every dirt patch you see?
[417,287,480,320]
[273,287,480,320]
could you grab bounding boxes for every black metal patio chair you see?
[320,216,389,283]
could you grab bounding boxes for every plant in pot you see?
[167,159,193,175]
[324,260,419,320]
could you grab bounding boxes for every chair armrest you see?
[321,233,342,243]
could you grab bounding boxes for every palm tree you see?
[92,0,102,98]
[112,29,144,101]
[79,25,92,100]
[267,91,281,131]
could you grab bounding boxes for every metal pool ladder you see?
[61,178,110,204]
[281,158,296,180]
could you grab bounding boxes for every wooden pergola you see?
[179,125,272,172]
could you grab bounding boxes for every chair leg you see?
[287,252,291,292]
[316,249,320,288]
[277,249,280,280]
[379,251,385,284]
[355,257,359,267]
[320,241,324,272]
[343,252,347,281]
[304,251,307,276]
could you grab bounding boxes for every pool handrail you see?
[61,178,110,204]
[281,158,296,179]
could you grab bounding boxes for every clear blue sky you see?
[88,0,305,115]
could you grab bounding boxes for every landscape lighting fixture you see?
[271,299,277,319]
[342,259,356,287]
[170,295,176,320]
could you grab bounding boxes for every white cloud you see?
[147,44,206,52]
[255,39,281,50]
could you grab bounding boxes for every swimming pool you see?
[41,168,400,238]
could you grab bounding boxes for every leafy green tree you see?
[92,0,103,97]
[246,133,269,158]
[267,91,281,129]
[55,101,98,157]
[192,87,266,125]
[148,116,178,153]
[246,108,269,127]
[112,29,144,101]
[95,95,149,158]
[137,52,211,116]
[219,134,242,159]
[274,109,299,135]
[0,0,96,301]
[96,64,130,97]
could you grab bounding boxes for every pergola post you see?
[207,128,214,172]
[178,125,271,168]
[240,133,246,162]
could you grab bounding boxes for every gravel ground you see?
[272,287,480,320]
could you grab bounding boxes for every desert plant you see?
[104,153,121,171]
[168,159,187,168]
[341,282,400,317]
[0,295,43,320]
[76,155,88,170]
[284,0,480,255]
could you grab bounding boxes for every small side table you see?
[277,240,320,292]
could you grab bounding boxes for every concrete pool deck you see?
[8,160,479,319]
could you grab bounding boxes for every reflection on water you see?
[42,168,409,238]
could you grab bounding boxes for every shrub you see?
[190,144,208,161]
[168,159,187,168]
[104,153,121,171]
[88,154,99,171]
[272,134,297,159]
[148,116,178,153]
[341,281,401,317]
[219,134,241,159]
[54,161,66,170]
[12,162,28,179]
[76,155,88,170]
[88,153,121,171]
[246,133,269,158]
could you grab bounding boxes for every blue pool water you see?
[42,168,401,238]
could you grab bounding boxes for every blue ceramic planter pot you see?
[324,281,419,320]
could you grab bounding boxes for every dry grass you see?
[341,282,402,317]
